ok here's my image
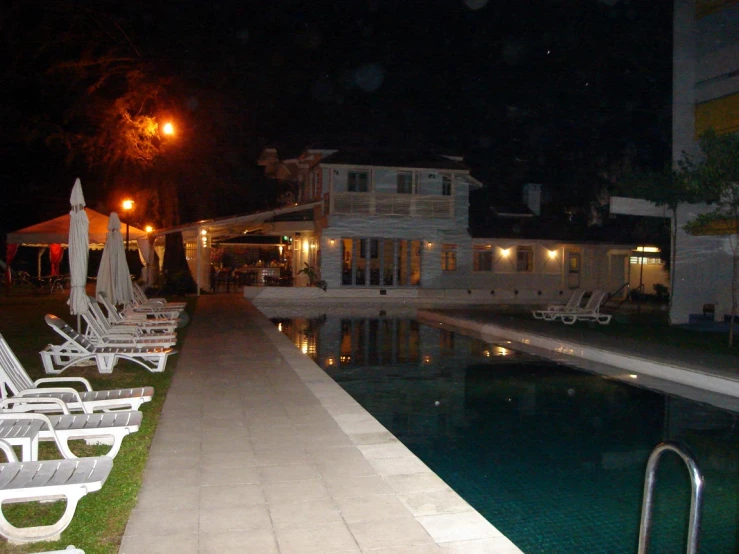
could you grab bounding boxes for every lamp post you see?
[122,199,134,251]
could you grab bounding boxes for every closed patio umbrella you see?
[96,212,134,306]
[67,179,89,330]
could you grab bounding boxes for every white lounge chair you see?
[81,296,177,348]
[0,399,141,460]
[132,282,187,310]
[532,290,586,319]
[97,292,179,335]
[0,333,153,412]
[122,284,186,321]
[42,315,176,374]
[550,291,612,325]
[0,437,112,543]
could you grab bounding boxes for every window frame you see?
[348,170,369,193]
[441,244,457,271]
[516,246,534,272]
[473,245,493,272]
[396,171,414,194]
[441,173,452,196]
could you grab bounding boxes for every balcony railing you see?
[332,192,453,218]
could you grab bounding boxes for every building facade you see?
[255,147,638,303]
[613,0,739,324]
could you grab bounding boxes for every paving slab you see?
[120,295,522,554]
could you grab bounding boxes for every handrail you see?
[638,441,704,554]
[605,282,631,309]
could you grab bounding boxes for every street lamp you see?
[162,122,175,136]
[122,199,134,251]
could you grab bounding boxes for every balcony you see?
[332,192,453,218]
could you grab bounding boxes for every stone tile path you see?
[120,296,522,554]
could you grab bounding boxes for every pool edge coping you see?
[416,310,739,400]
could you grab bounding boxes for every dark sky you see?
[0,0,673,232]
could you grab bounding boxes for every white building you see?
[612,0,739,324]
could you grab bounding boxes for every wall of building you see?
[672,203,734,323]
[465,241,632,300]
[318,172,473,290]
[674,0,739,151]
[670,0,739,323]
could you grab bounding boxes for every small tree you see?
[682,130,739,346]
[615,162,698,318]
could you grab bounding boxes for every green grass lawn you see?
[0,285,195,554]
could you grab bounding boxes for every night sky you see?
[0,0,673,234]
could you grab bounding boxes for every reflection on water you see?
[271,314,739,554]
[271,314,512,370]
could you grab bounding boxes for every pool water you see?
[272,315,739,553]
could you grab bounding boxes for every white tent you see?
[7,209,146,250]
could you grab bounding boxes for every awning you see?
[7,208,147,250]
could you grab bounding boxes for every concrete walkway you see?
[120,296,522,554]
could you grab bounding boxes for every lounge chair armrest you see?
[0,412,64,454]
[0,439,18,462]
[0,397,71,414]
[16,388,91,414]
[34,377,93,391]
[104,327,141,336]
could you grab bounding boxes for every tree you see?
[615,162,698,318]
[1,2,188,226]
[682,130,739,346]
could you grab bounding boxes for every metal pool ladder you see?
[637,441,705,554]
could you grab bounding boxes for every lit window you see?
[442,244,457,271]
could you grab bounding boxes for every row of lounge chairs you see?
[0,285,185,543]
[42,289,185,375]
[0,334,152,542]
[532,290,612,325]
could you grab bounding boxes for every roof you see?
[469,212,657,243]
[7,208,147,249]
[148,202,321,242]
[319,150,469,171]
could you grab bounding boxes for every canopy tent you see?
[6,208,146,250]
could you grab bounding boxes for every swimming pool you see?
[271,313,739,553]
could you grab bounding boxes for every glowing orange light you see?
[162,122,175,136]
[122,199,134,212]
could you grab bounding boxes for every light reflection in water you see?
[270,314,739,554]
[271,315,504,370]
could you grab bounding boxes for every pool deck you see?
[121,297,739,553]
[418,307,739,412]
[120,295,522,554]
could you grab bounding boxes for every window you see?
[359,239,379,259]
[517,246,533,272]
[568,253,580,272]
[397,171,413,194]
[473,245,492,271]
[441,174,452,196]
[441,244,457,271]
[348,171,369,192]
